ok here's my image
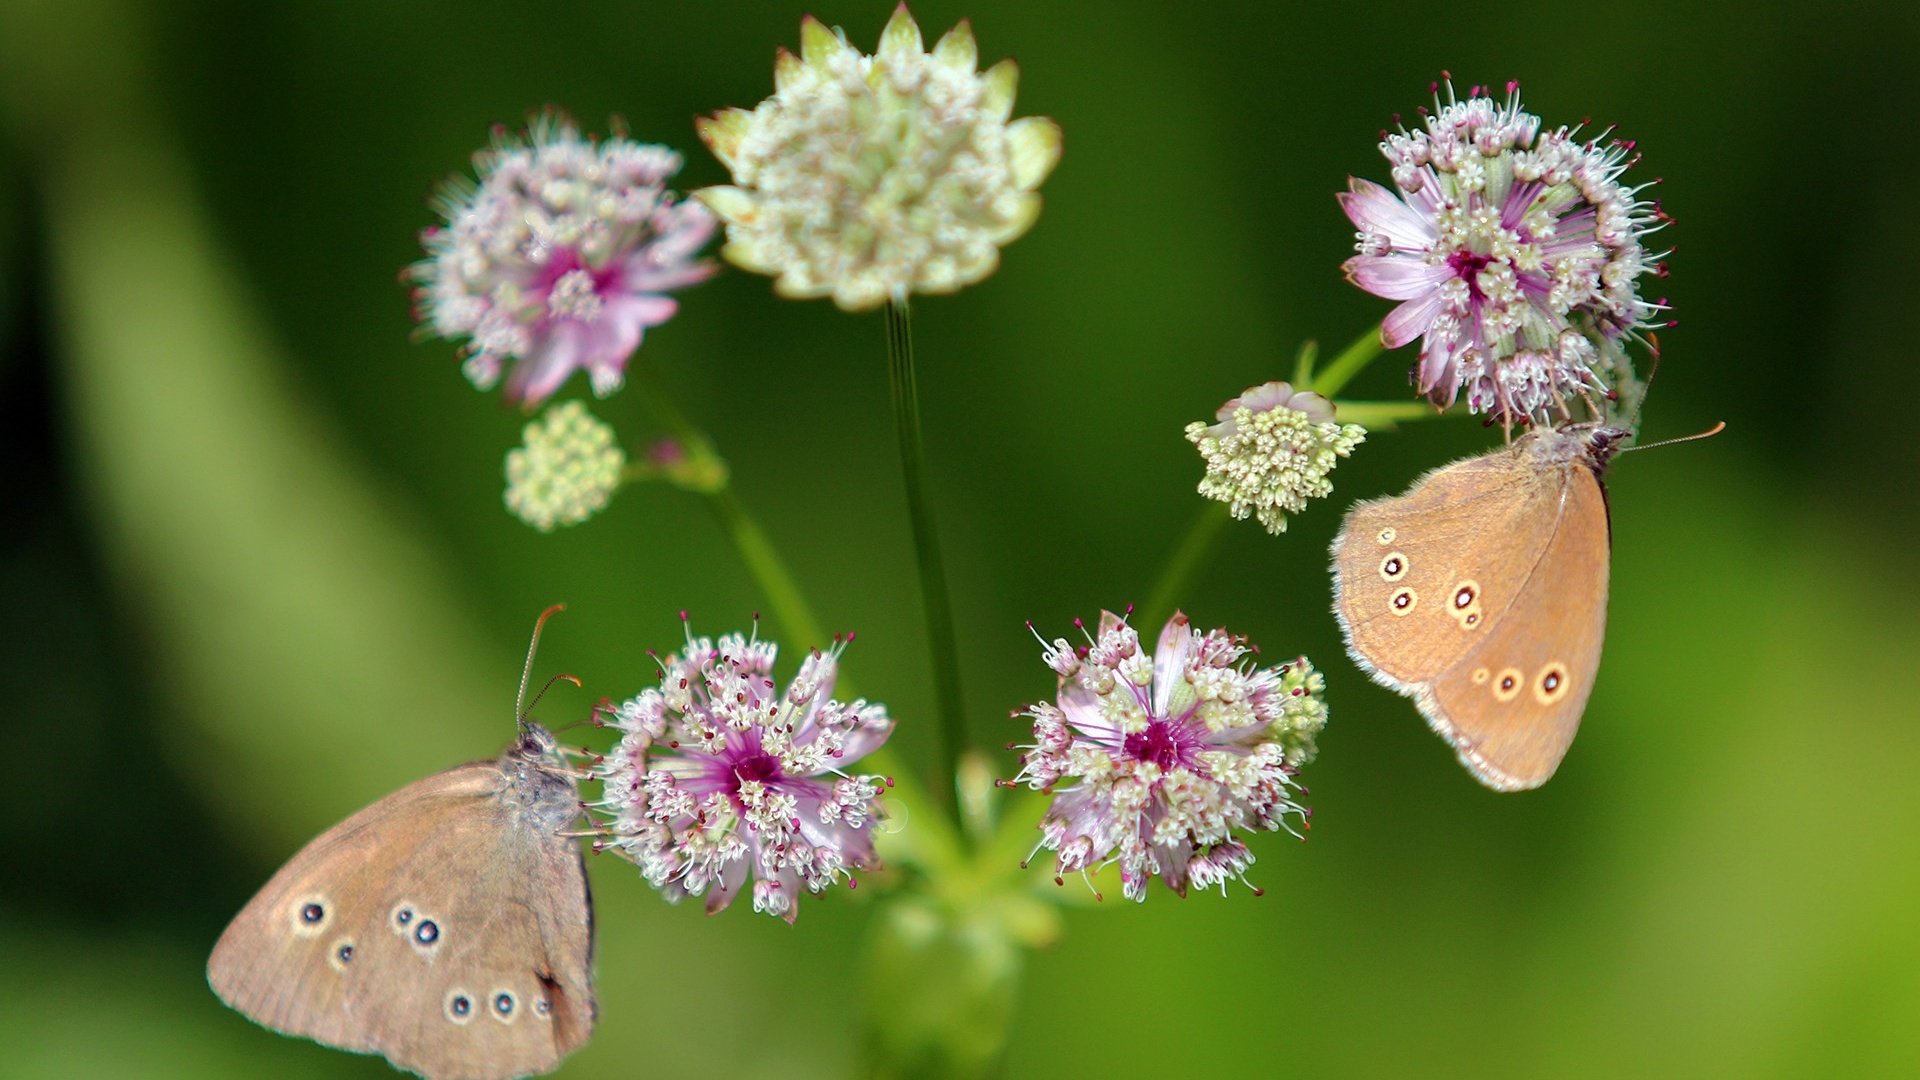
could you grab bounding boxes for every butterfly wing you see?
[1333,434,1612,790]
[1332,444,1564,686]
[207,762,594,1080]
[1422,464,1610,789]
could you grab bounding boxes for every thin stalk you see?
[1310,323,1387,399]
[885,298,966,821]
[1138,320,1390,630]
[701,483,960,873]
[1330,400,1442,430]
[705,486,828,652]
[625,360,963,872]
[1141,502,1229,631]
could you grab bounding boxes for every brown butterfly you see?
[207,607,595,1079]
[1331,422,1629,790]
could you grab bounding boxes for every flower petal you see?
[876,4,923,67]
[981,58,1018,123]
[721,238,779,275]
[799,15,846,71]
[931,19,978,72]
[695,110,752,168]
[773,47,806,94]
[610,293,679,330]
[1382,292,1446,349]
[625,260,715,295]
[1152,612,1195,720]
[1344,254,1452,301]
[1057,680,1110,740]
[1006,117,1062,190]
[506,322,586,408]
[1338,177,1436,249]
[705,855,748,915]
[837,719,893,766]
[695,184,757,225]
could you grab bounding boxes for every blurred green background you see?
[4,0,1917,1076]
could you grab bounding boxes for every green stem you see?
[625,361,709,449]
[625,360,963,873]
[1309,323,1387,399]
[1137,320,1390,630]
[704,486,827,651]
[885,298,967,822]
[700,484,961,873]
[1141,502,1229,631]
[1330,399,1443,430]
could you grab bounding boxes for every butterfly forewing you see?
[1424,465,1610,789]
[208,757,593,1080]
[1333,445,1564,686]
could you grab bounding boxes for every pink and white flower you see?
[413,114,715,408]
[1340,80,1669,424]
[1013,611,1325,902]
[595,621,892,922]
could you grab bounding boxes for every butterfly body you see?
[207,722,595,1080]
[1331,423,1626,790]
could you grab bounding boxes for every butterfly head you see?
[511,720,563,766]
[1584,424,1631,471]
[502,721,582,831]
[1524,421,1631,478]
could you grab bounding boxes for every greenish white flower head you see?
[504,401,625,531]
[695,5,1063,312]
[1185,381,1366,534]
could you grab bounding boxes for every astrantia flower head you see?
[695,5,1063,311]
[503,400,625,531]
[1013,611,1324,902]
[1185,381,1366,534]
[595,622,893,922]
[1340,79,1670,425]
[414,114,715,408]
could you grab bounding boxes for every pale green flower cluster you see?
[1271,657,1328,767]
[504,401,626,531]
[1185,381,1366,535]
[695,8,1063,311]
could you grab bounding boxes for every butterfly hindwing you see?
[1333,443,1564,687]
[208,759,593,1080]
[362,782,593,1080]
[1423,463,1611,790]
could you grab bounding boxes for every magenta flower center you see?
[730,751,783,790]
[1446,249,1493,301]
[532,247,624,322]
[1123,720,1197,771]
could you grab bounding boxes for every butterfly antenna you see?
[1619,420,1726,454]
[517,603,567,729]
[1621,340,1664,431]
[526,670,582,712]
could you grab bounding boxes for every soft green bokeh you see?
[2,0,1915,1077]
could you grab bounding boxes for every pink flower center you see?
[730,751,783,790]
[535,248,622,321]
[1123,720,1196,771]
[1446,249,1494,302]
